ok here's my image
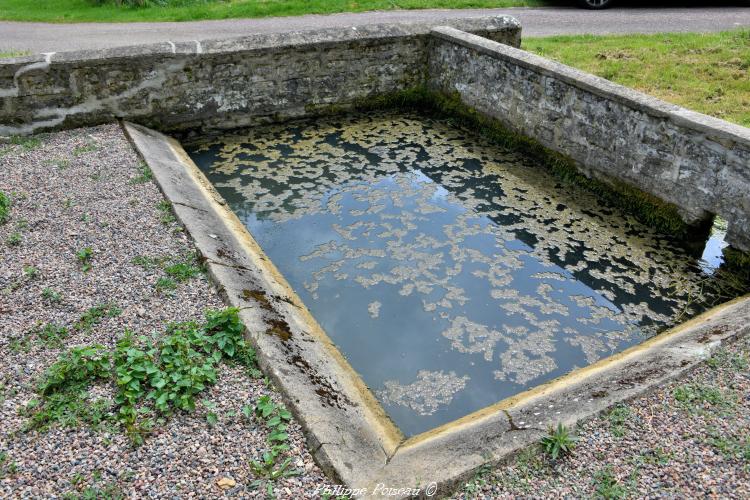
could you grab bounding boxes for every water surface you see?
[188,112,730,436]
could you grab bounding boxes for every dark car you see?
[577,0,615,7]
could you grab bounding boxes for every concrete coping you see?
[431,26,750,147]
[0,16,520,68]
[124,120,750,498]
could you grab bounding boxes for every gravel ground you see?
[0,124,748,499]
[453,333,750,499]
[0,125,335,498]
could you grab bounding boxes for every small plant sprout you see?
[44,158,70,170]
[593,465,628,499]
[23,265,39,279]
[203,399,218,426]
[10,136,42,152]
[164,260,201,282]
[42,288,63,303]
[73,140,98,157]
[74,303,121,332]
[6,232,21,246]
[35,323,69,348]
[155,277,177,295]
[540,423,577,460]
[129,161,153,185]
[76,247,93,272]
[248,394,298,494]
[157,201,176,225]
[607,404,631,438]
[0,191,11,224]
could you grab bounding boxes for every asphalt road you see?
[1,6,750,54]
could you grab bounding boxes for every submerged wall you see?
[428,27,750,252]
[0,17,520,137]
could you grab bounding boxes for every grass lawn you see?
[0,0,542,23]
[0,49,29,58]
[523,30,750,127]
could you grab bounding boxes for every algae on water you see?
[188,111,739,436]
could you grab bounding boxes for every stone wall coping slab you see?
[0,16,520,67]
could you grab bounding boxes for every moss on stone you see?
[353,87,690,238]
[723,248,750,280]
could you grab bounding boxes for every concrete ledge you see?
[124,120,750,498]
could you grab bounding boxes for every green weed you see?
[154,277,177,294]
[249,394,299,493]
[673,383,735,412]
[0,191,10,224]
[1,136,41,156]
[62,480,124,500]
[34,322,69,348]
[540,423,577,460]
[42,288,63,303]
[129,161,153,184]
[9,334,32,354]
[29,308,256,446]
[73,142,98,156]
[6,232,21,246]
[707,349,749,371]
[462,464,492,496]
[164,260,201,282]
[0,452,18,479]
[606,404,631,438]
[157,201,176,225]
[23,265,39,279]
[593,465,628,499]
[44,158,70,170]
[24,345,113,431]
[76,247,93,272]
[131,255,168,270]
[706,429,750,461]
[135,253,203,290]
[73,303,121,332]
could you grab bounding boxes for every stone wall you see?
[428,27,750,251]
[0,17,520,138]
[3,19,749,250]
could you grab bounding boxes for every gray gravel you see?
[0,125,334,498]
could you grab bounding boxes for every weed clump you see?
[26,308,258,446]
[539,423,577,460]
[76,247,93,272]
[0,191,11,224]
[246,395,300,493]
